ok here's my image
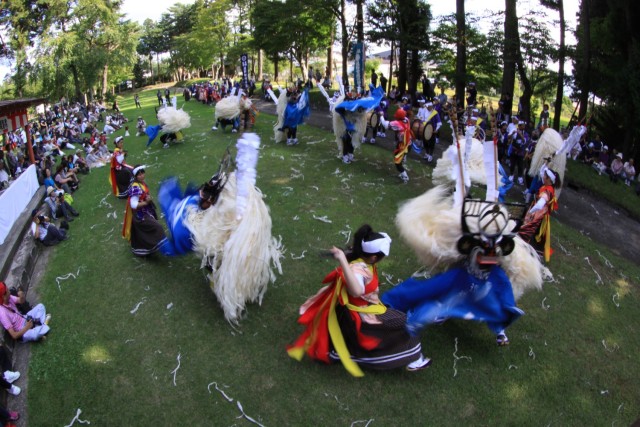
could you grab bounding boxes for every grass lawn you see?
[26,88,640,426]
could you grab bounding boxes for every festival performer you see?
[378,108,413,183]
[287,224,432,377]
[332,86,384,164]
[420,101,442,163]
[122,165,168,256]
[213,94,242,133]
[136,116,146,136]
[108,136,133,199]
[382,198,526,346]
[275,86,310,146]
[152,105,191,148]
[518,166,560,262]
[158,133,283,324]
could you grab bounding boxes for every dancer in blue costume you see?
[281,87,310,146]
[157,173,226,256]
[381,200,525,346]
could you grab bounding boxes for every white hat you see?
[603,145,608,150]
[46,186,55,195]
[518,121,525,125]
[417,99,426,104]
[617,153,623,159]
[114,136,124,144]
[426,102,433,107]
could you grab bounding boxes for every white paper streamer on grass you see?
[236,401,265,427]
[170,352,182,386]
[541,297,551,310]
[98,193,112,208]
[382,272,396,287]
[595,250,614,268]
[130,297,147,314]
[590,204,600,215]
[89,223,104,230]
[528,347,536,360]
[323,392,349,411]
[452,337,472,377]
[508,365,518,370]
[290,251,307,260]
[64,408,91,427]
[208,381,234,402]
[601,339,619,353]
[107,210,118,219]
[313,215,332,223]
[55,267,84,291]
[351,420,374,427]
[584,257,603,285]
[612,292,620,308]
[311,185,319,191]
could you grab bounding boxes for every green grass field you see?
[26,88,640,426]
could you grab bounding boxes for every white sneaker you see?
[231,129,238,133]
[380,132,386,138]
[342,155,352,164]
[8,385,20,396]
[435,138,440,144]
[211,126,218,131]
[3,371,19,384]
[369,138,376,144]
[292,138,299,145]
[348,153,354,162]
[399,171,409,183]
[518,177,524,185]
[361,136,367,144]
[509,175,514,182]
[163,143,170,149]
[406,355,432,371]
[423,154,433,162]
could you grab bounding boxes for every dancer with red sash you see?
[518,166,560,262]
[287,225,431,377]
[109,136,133,198]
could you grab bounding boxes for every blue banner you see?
[352,42,364,93]
[240,53,249,89]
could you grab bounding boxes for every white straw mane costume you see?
[215,95,241,124]
[273,89,288,143]
[186,134,283,324]
[331,95,369,154]
[157,106,191,134]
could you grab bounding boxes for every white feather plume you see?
[273,89,288,143]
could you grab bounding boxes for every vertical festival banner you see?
[240,53,249,89]
[352,42,364,93]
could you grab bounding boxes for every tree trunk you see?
[340,0,349,90]
[101,63,109,100]
[389,41,394,92]
[70,63,83,103]
[577,0,591,122]
[219,54,225,79]
[455,0,467,108]
[274,57,279,82]
[408,50,420,102]
[516,57,532,124]
[501,0,518,119]
[327,27,334,80]
[258,49,263,81]
[553,0,566,130]
[397,43,408,95]
[356,0,364,43]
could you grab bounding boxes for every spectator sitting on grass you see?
[622,158,636,186]
[592,145,610,175]
[0,281,50,342]
[30,209,68,246]
[609,153,624,183]
[44,186,79,222]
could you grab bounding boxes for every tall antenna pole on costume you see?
[447,104,466,204]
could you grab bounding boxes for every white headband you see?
[544,168,556,183]
[361,232,392,256]
[426,102,433,107]
[133,165,147,176]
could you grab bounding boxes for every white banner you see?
[0,165,40,245]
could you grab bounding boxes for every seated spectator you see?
[0,161,9,190]
[54,162,78,193]
[0,402,20,424]
[0,281,50,342]
[0,347,21,396]
[592,145,610,175]
[609,153,624,183]
[44,186,79,222]
[622,158,636,186]
[30,210,68,246]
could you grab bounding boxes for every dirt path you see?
[253,97,640,263]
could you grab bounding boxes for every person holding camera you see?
[44,186,78,222]
[31,209,68,246]
[0,281,50,342]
